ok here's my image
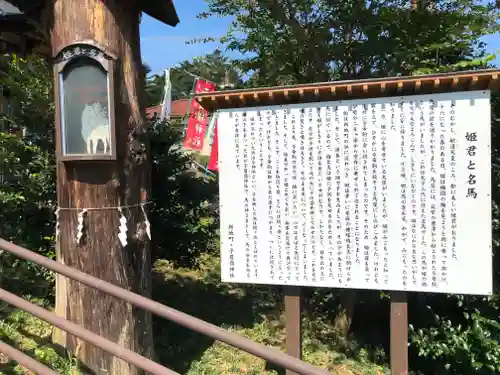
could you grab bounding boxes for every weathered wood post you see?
[284,287,302,375]
[46,1,178,374]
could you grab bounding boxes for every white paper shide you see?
[217,91,492,295]
[75,209,88,245]
[118,207,128,247]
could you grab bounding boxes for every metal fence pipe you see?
[0,340,59,375]
[0,238,329,375]
[0,288,180,375]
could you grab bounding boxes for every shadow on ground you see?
[0,261,390,375]
[150,264,391,374]
[0,321,95,375]
[151,265,284,374]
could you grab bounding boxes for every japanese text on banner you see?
[183,79,216,151]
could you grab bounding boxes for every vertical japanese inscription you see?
[334,107,343,284]
[250,114,259,279]
[399,101,408,287]
[364,105,371,280]
[419,101,428,288]
[228,224,235,279]
[235,113,241,170]
[291,110,300,281]
[429,100,438,288]
[266,110,275,280]
[275,110,284,281]
[362,104,370,283]
[353,105,361,270]
[317,107,326,282]
[465,131,478,199]
[307,108,317,283]
[283,110,291,281]
[299,108,308,282]
[449,103,457,260]
[343,107,352,283]
[380,104,389,285]
[438,103,448,284]
[409,100,418,287]
[230,113,241,280]
[369,103,378,284]
[257,111,265,276]
[325,106,335,281]
[242,112,251,279]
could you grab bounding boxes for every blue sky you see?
[140,0,232,74]
[140,0,500,75]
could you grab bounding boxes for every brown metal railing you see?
[0,288,179,375]
[0,238,330,375]
[0,340,58,375]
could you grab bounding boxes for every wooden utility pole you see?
[49,1,153,373]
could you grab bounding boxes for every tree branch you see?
[257,0,307,38]
[257,0,330,80]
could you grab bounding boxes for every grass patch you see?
[152,254,389,375]
[0,254,389,374]
[0,298,83,374]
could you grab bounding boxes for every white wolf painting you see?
[81,102,110,154]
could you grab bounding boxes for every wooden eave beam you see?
[196,69,500,111]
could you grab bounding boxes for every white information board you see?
[217,91,492,295]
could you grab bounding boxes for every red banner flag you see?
[183,79,216,151]
[207,122,219,171]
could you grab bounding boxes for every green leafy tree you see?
[143,49,242,106]
[0,54,56,298]
[143,62,160,108]
[199,0,498,85]
[149,119,219,266]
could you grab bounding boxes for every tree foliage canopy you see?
[144,49,243,106]
[199,0,499,86]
